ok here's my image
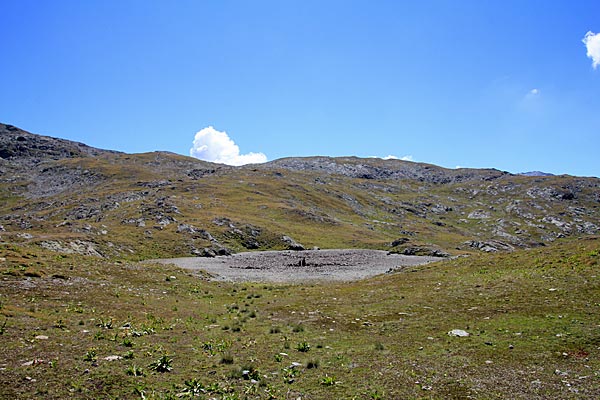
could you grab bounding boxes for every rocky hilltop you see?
[1,122,599,259]
[263,156,509,183]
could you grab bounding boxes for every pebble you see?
[35,335,49,340]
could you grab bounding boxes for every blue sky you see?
[2,0,599,176]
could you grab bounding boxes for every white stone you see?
[448,329,470,337]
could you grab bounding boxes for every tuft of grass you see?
[269,326,281,334]
[220,353,234,364]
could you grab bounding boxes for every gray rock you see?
[468,210,490,219]
[282,235,305,251]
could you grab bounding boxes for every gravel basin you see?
[151,249,441,283]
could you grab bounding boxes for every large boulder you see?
[281,235,305,251]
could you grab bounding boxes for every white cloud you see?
[582,31,600,69]
[522,88,541,103]
[190,126,267,166]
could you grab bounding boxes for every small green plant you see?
[179,378,205,396]
[296,341,310,352]
[202,339,229,355]
[123,350,135,359]
[244,383,258,395]
[148,355,173,373]
[83,348,98,362]
[96,318,113,329]
[0,319,6,335]
[132,384,146,399]
[282,367,297,384]
[126,364,145,376]
[292,324,304,333]
[374,342,385,351]
[122,337,134,347]
[321,374,338,386]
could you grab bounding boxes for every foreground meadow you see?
[1,237,599,399]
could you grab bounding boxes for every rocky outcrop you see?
[260,156,510,184]
[0,123,115,163]
[281,235,305,251]
[464,240,515,253]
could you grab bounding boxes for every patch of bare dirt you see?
[152,249,440,282]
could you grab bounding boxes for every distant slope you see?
[519,171,555,177]
[1,122,599,259]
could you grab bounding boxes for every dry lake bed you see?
[152,249,441,282]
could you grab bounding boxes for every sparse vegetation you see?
[1,238,599,397]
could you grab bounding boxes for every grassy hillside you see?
[1,237,599,398]
[2,144,599,260]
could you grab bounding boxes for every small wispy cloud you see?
[522,88,541,104]
[190,126,267,166]
[582,31,600,69]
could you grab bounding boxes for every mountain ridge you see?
[1,122,599,259]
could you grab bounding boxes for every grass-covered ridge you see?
[1,237,598,398]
